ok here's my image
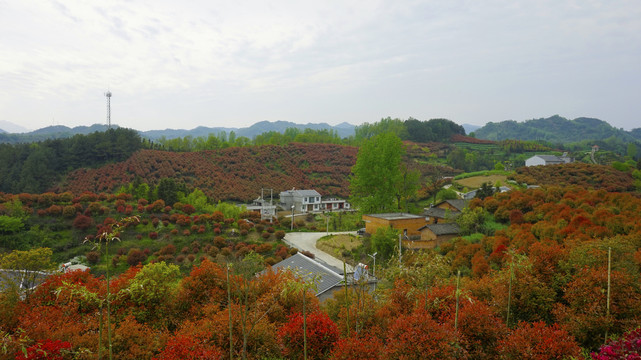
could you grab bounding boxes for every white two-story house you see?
[279,189,322,213]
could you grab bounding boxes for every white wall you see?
[525,156,546,167]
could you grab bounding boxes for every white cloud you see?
[1,0,640,130]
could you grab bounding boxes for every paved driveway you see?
[283,232,356,273]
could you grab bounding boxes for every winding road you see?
[282,231,356,273]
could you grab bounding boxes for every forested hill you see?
[61,145,357,202]
[0,128,143,194]
[473,115,640,144]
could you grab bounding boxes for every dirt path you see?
[283,231,355,273]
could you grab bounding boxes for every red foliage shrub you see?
[278,311,339,360]
[497,321,581,360]
[153,335,222,360]
[213,236,226,248]
[175,259,227,311]
[62,205,77,218]
[592,327,641,359]
[182,204,196,215]
[275,245,289,260]
[255,243,272,254]
[127,248,147,266]
[72,214,93,230]
[15,339,72,360]
[159,244,176,255]
[330,335,383,360]
[211,211,224,223]
[383,310,463,360]
[47,205,62,216]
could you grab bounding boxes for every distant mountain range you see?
[462,123,481,135]
[1,116,639,145]
[142,120,357,140]
[473,115,641,144]
[0,120,30,133]
[0,120,357,144]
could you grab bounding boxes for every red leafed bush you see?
[592,327,641,359]
[153,335,222,360]
[382,310,463,360]
[72,214,93,230]
[15,339,72,360]
[126,248,146,266]
[330,335,383,360]
[278,311,339,360]
[497,321,581,360]
[182,204,196,215]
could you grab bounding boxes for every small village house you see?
[269,253,376,302]
[423,199,468,224]
[525,153,573,167]
[279,189,322,213]
[279,188,350,213]
[362,213,427,239]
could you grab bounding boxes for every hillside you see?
[3,186,641,358]
[62,144,358,202]
[474,115,639,144]
[510,162,636,192]
[60,142,463,203]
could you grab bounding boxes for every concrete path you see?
[283,231,356,273]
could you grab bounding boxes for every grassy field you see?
[316,234,362,259]
[455,175,508,189]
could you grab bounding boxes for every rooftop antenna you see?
[105,90,112,129]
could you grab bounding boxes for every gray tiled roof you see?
[423,207,462,219]
[366,213,423,221]
[444,199,468,212]
[270,253,343,296]
[534,155,564,163]
[423,207,449,218]
[419,223,461,235]
[285,189,321,197]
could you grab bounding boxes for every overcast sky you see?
[1,0,640,132]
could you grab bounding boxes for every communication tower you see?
[105,90,112,128]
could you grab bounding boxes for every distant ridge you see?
[462,123,481,134]
[0,120,357,144]
[474,115,641,144]
[0,120,30,134]
[142,120,356,140]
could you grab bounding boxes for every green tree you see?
[0,216,24,234]
[395,164,421,212]
[350,132,407,213]
[155,178,186,206]
[627,142,637,159]
[475,182,495,200]
[127,262,181,328]
[456,206,489,235]
[354,117,407,143]
[371,227,399,261]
